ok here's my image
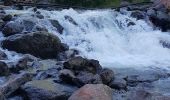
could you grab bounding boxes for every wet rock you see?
[64,56,102,74]
[127,89,170,100]
[149,10,170,31]
[68,84,113,100]
[2,14,12,22]
[160,40,170,49]
[58,49,79,60]
[131,11,145,20]
[59,69,76,84]
[34,25,48,32]
[4,0,14,6]
[36,14,44,19]
[64,15,78,26]
[9,55,37,73]
[21,79,78,100]
[22,19,36,32]
[109,77,127,90]
[2,21,24,37]
[0,72,33,97]
[2,31,68,59]
[0,61,9,76]
[99,68,114,85]
[49,20,64,34]
[35,68,59,80]
[74,72,102,87]
[0,20,5,31]
[0,50,7,60]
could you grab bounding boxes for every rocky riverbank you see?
[0,0,170,100]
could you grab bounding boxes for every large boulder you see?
[21,79,78,100]
[68,84,113,100]
[63,56,102,74]
[2,31,68,59]
[2,21,24,37]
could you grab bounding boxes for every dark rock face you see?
[64,56,102,74]
[0,61,9,76]
[21,79,78,100]
[2,21,24,37]
[68,84,113,100]
[2,31,68,59]
[49,20,64,34]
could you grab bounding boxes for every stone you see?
[49,20,64,34]
[0,50,7,60]
[59,69,76,84]
[21,79,78,100]
[0,61,9,76]
[0,72,33,97]
[64,15,78,26]
[2,21,24,37]
[99,68,114,85]
[131,11,145,20]
[2,31,68,59]
[64,56,102,74]
[68,84,113,100]
[2,14,12,22]
[74,72,102,87]
[109,77,127,90]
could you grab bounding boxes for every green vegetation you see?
[50,0,121,7]
[49,0,151,8]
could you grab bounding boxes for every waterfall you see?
[4,8,170,68]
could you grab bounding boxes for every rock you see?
[131,11,145,20]
[64,15,78,26]
[2,31,68,59]
[4,0,14,6]
[148,9,170,31]
[49,20,64,34]
[0,50,7,60]
[21,79,78,100]
[64,56,102,74]
[0,20,5,31]
[2,21,24,37]
[0,61,9,76]
[34,25,48,32]
[0,72,33,97]
[22,19,36,32]
[160,40,170,49]
[127,89,170,100]
[99,68,114,85]
[74,72,102,87]
[68,84,113,100]
[2,14,12,22]
[109,77,127,90]
[9,55,37,73]
[58,49,79,60]
[59,69,76,84]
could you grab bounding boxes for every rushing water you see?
[3,8,170,69]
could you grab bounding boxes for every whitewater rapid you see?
[4,8,170,69]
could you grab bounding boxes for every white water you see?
[4,8,170,68]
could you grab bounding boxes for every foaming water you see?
[4,8,170,68]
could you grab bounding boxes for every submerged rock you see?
[131,11,145,20]
[2,31,68,59]
[49,20,64,34]
[21,79,78,100]
[68,84,113,100]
